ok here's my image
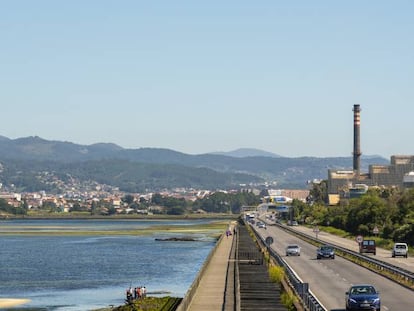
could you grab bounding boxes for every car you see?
[316,245,335,259]
[286,244,301,256]
[287,220,299,226]
[392,242,408,258]
[359,240,376,255]
[257,222,267,229]
[345,284,380,311]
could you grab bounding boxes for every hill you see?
[0,136,389,192]
[209,148,281,158]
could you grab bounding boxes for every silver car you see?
[392,242,408,258]
[286,244,301,256]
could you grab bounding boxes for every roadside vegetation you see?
[93,296,182,311]
[291,182,414,248]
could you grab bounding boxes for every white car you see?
[392,242,408,258]
[257,222,266,229]
[286,244,301,256]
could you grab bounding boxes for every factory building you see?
[327,105,414,201]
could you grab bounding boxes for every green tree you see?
[345,193,388,236]
[122,194,135,205]
[70,202,83,212]
[167,206,185,215]
[0,198,27,215]
[42,201,57,212]
[151,193,163,205]
[308,180,328,204]
[192,191,260,214]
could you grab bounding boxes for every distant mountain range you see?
[210,148,281,158]
[0,136,389,193]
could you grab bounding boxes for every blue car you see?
[345,284,380,311]
[316,245,335,259]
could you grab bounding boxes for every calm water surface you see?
[0,219,219,310]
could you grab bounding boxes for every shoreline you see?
[0,299,31,308]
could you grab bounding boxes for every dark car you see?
[345,284,380,311]
[316,245,335,259]
[359,240,376,255]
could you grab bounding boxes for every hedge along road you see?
[254,223,414,311]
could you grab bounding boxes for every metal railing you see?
[251,219,414,311]
[250,223,326,311]
[278,223,414,290]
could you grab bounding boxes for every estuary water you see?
[0,219,220,310]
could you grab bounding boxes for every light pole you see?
[313,226,320,239]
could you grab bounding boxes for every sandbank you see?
[0,298,31,308]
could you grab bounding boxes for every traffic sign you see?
[373,226,379,235]
[313,226,320,239]
[265,236,274,245]
[356,235,363,243]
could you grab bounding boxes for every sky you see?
[1,1,413,159]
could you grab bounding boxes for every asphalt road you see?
[254,223,414,311]
[291,224,414,273]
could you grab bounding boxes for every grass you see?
[94,296,182,311]
[268,265,285,283]
[321,226,352,238]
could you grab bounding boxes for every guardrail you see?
[277,223,414,290]
[249,222,326,311]
[250,218,414,311]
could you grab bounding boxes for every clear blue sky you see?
[1,1,413,158]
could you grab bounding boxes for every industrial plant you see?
[327,105,414,203]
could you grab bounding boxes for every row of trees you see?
[0,190,261,216]
[148,190,260,215]
[0,199,26,215]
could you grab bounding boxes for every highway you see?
[292,224,414,273]
[253,222,414,311]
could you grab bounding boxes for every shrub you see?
[281,291,297,311]
[268,265,285,283]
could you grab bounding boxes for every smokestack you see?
[353,104,361,176]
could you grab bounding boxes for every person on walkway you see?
[126,287,133,303]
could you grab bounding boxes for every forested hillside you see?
[0,136,389,192]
